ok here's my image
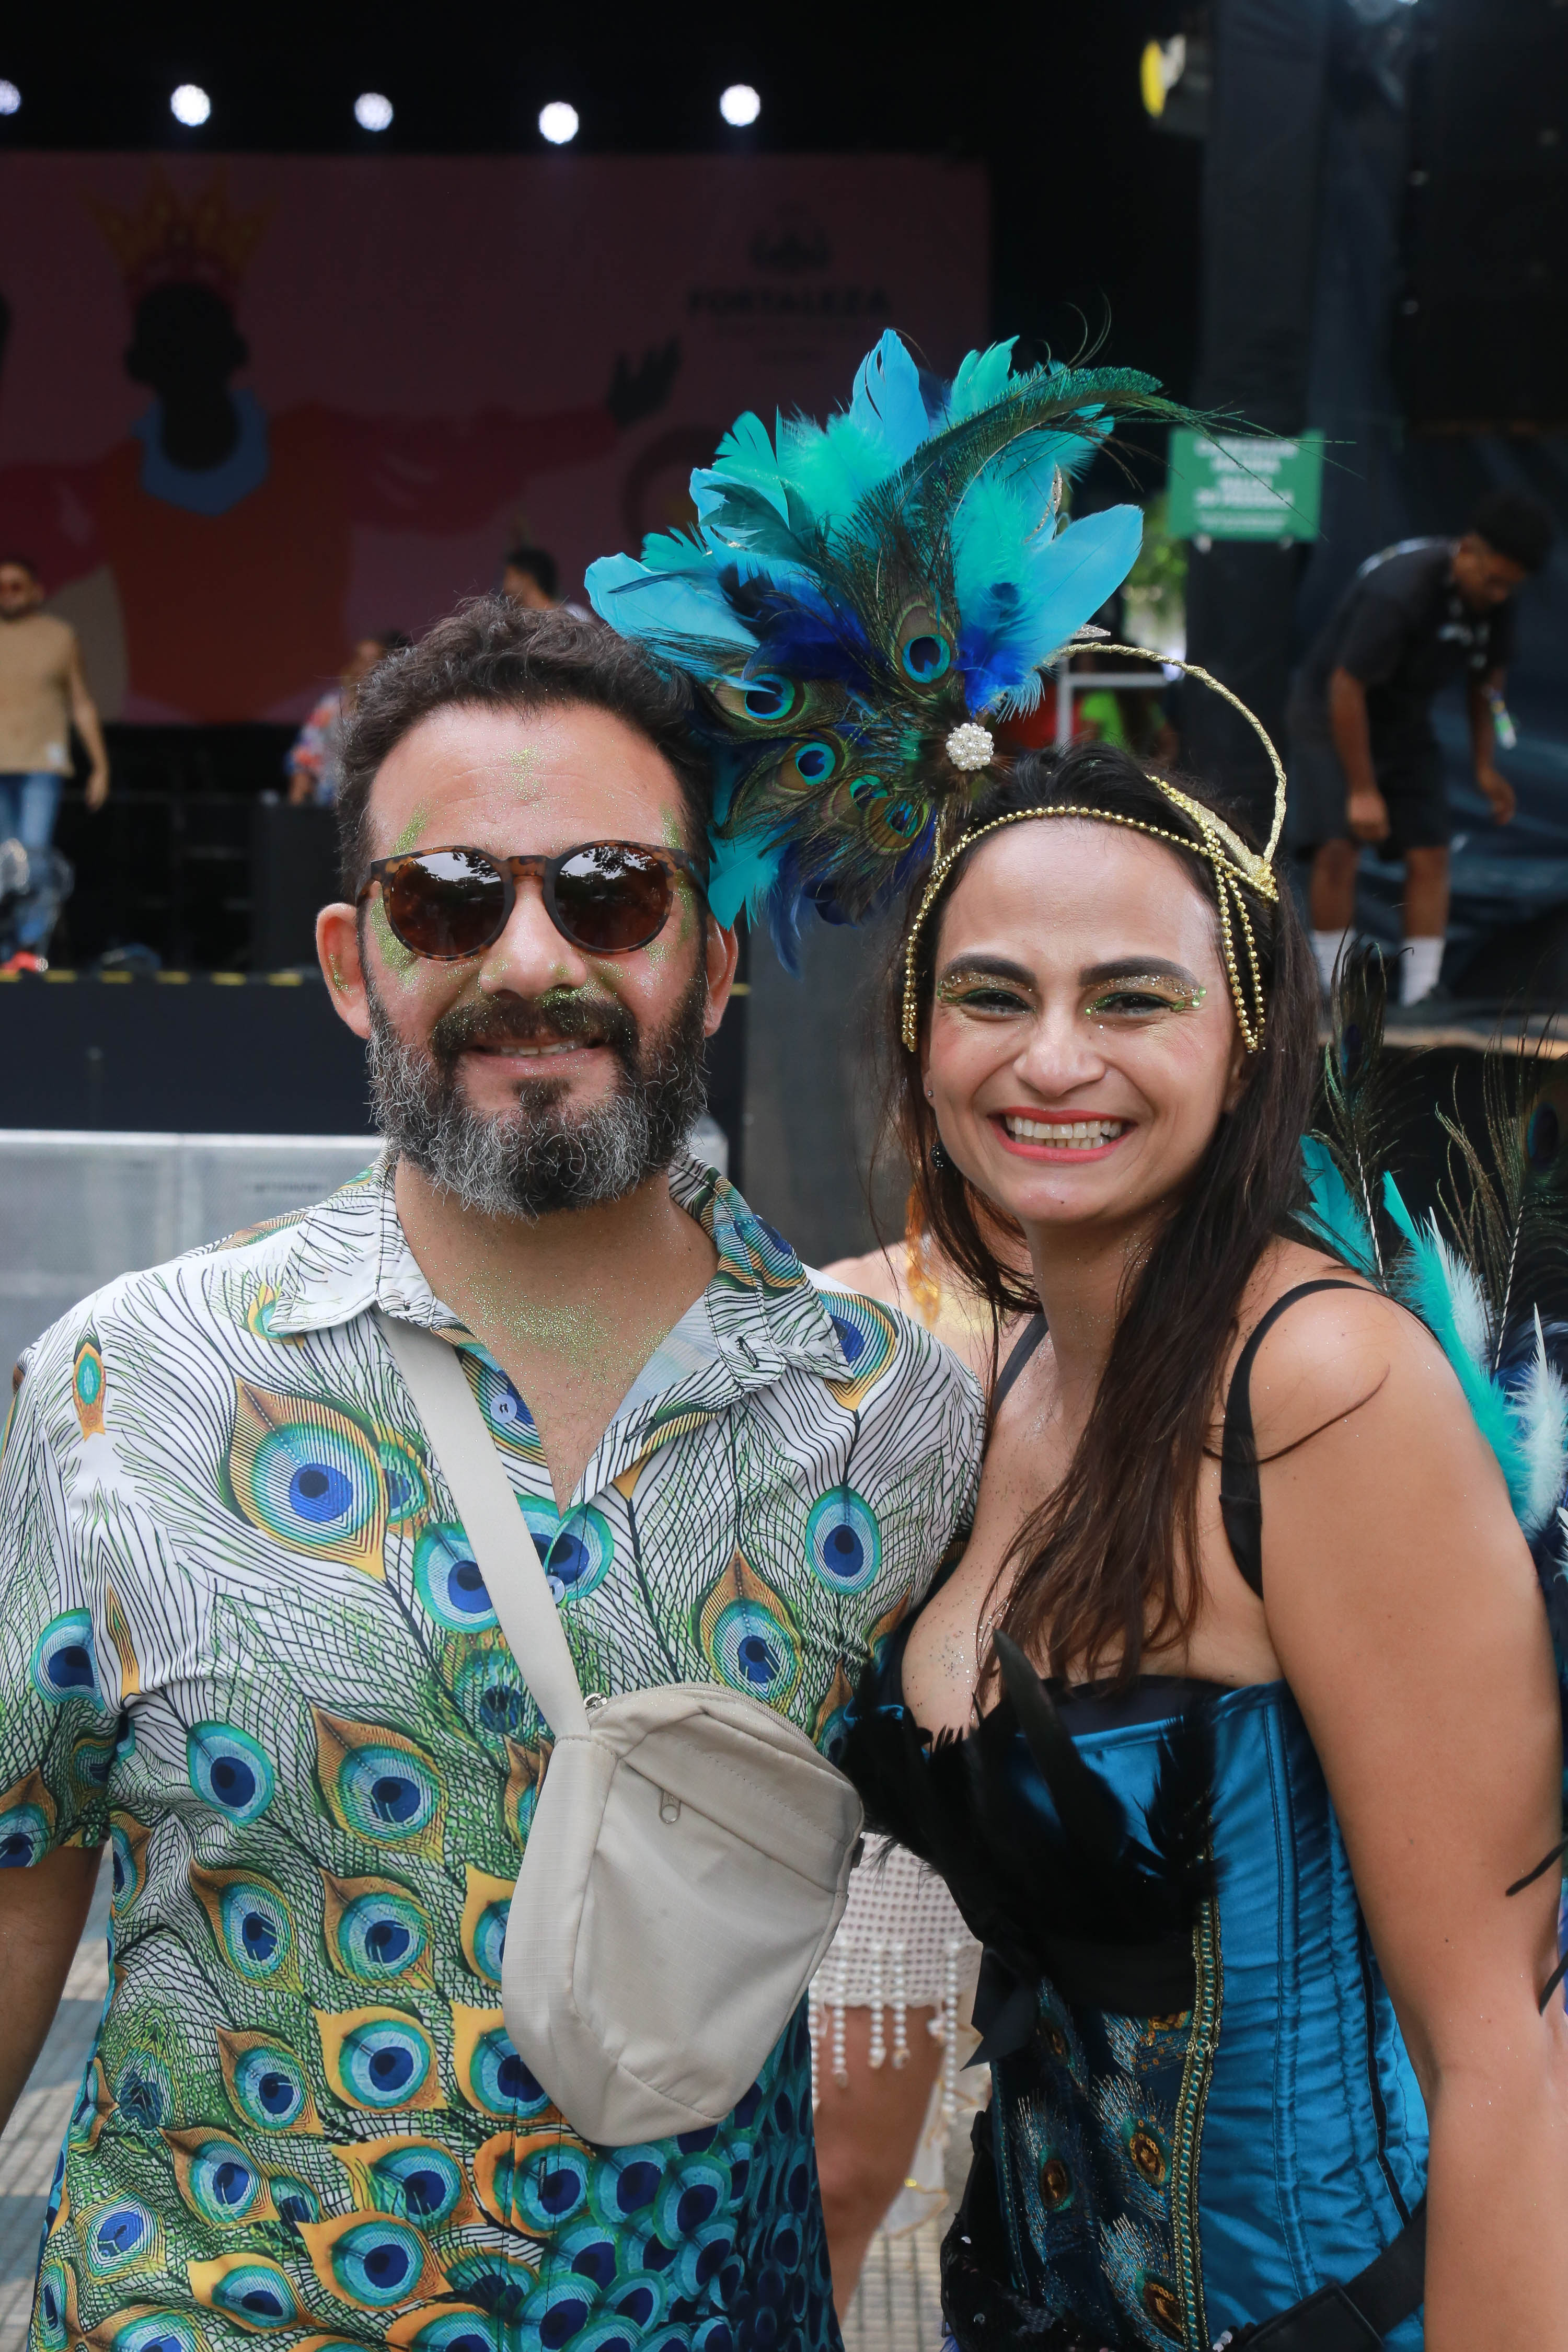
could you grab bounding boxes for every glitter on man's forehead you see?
[387,801,432,858]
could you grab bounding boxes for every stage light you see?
[170,83,211,127]
[355,91,393,131]
[0,80,20,116]
[539,101,579,145]
[1139,36,1209,136]
[720,84,760,128]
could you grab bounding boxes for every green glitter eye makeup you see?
[1084,977,1207,1017]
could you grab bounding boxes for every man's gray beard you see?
[366,972,709,1220]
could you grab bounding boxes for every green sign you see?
[1166,428,1324,542]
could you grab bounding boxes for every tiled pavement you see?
[0,1859,112,2347]
[0,1869,950,2350]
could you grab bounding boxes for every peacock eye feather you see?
[384,2310,499,2352]
[311,1707,446,1855]
[822,1292,900,1409]
[896,602,955,687]
[353,2137,470,2227]
[320,1869,435,1987]
[227,1380,388,1574]
[500,2129,594,2231]
[459,1864,516,1985]
[712,673,801,726]
[412,1523,496,1632]
[186,1721,275,1824]
[316,2006,443,2113]
[188,2252,301,2331]
[103,2321,201,2352]
[188,1861,299,1987]
[696,1552,802,1709]
[297,2212,443,2312]
[451,2004,551,2121]
[805,1488,883,1596]
[31,1609,100,1704]
[32,2257,73,2351]
[787,739,838,789]
[216,2028,322,2136]
[79,2196,160,2279]
[0,1768,55,1869]
[164,2128,276,2227]
[72,1332,106,1437]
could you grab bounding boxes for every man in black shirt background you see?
[1289,489,1554,1005]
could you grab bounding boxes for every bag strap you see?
[1230,2197,1426,2347]
[376,1311,591,1739]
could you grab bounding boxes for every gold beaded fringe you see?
[900,644,1287,1058]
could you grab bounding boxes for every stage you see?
[0,962,749,1164]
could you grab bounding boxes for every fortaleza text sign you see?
[1166,429,1324,541]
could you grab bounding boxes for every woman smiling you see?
[584,322,1568,2352]
[844,739,1568,2352]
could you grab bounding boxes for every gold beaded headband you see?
[900,647,1286,1057]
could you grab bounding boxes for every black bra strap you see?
[992,1312,1047,1415]
[1219,1279,1365,1599]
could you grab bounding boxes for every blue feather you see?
[1298,1135,1380,1277]
[848,331,933,465]
[955,504,1143,715]
[1383,1175,1532,1521]
[584,551,756,655]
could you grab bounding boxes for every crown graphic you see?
[88,167,269,305]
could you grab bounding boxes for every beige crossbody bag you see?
[378,1313,863,2147]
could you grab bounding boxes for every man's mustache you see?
[428,990,640,1070]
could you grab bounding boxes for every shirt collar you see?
[263,1151,851,1446]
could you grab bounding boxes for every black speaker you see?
[1393,0,1568,429]
[250,802,340,972]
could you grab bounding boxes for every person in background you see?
[0,554,109,972]
[810,1196,1032,2308]
[502,544,594,621]
[286,628,410,804]
[1289,489,1554,1007]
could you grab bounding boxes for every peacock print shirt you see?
[0,1154,981,2352]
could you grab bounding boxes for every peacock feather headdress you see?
[586,330,1210,961]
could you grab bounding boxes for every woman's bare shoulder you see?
[1236,1237,1473,1459]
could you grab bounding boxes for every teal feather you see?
[707,829,787,931]
[944,338,1019,421]
[586,328,1219,952]
[1383,1174,1532,1519]
[1298,1135,1379,1278]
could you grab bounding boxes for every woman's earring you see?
[930,1139,948,1171]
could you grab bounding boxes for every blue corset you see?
[845,1671,1428,2351]
[1005,1680,1427,2349]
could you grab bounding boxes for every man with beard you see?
[0,598,980,2352]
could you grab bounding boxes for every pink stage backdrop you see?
[0,155,987,722]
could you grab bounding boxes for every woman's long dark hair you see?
[889,739,1320,1689]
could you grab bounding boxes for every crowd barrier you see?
[0,1119,731,1379]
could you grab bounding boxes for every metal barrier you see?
[0,1118,731,1377]
[0,1131,377,1374]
